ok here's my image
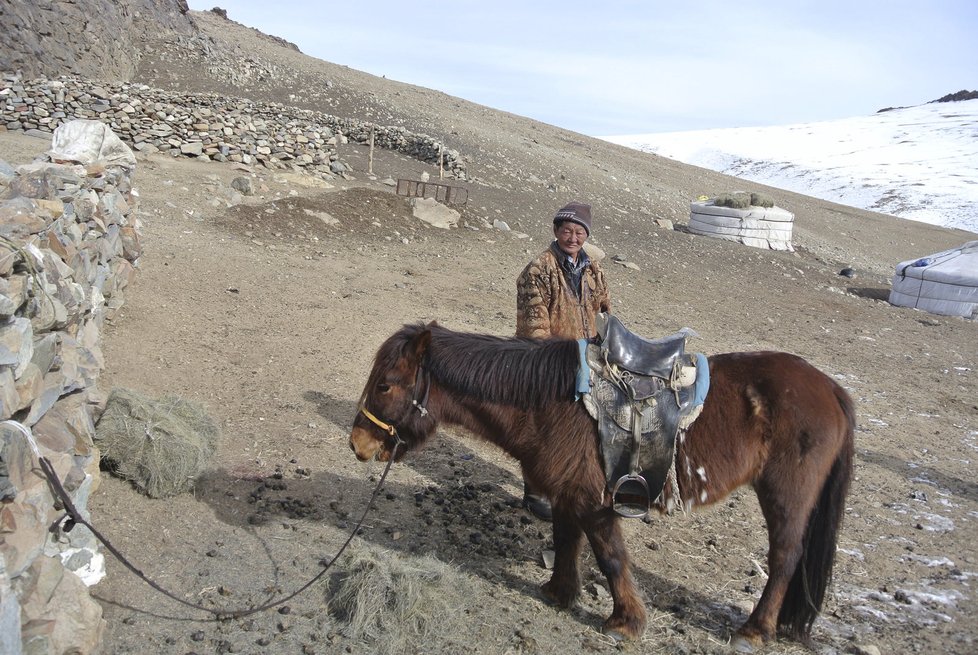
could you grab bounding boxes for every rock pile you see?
[0,120,141,655]
[1,75,467,179]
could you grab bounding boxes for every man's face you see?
[554,221,588,259]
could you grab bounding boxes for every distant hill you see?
[604,98,978,235]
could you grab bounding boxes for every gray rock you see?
[0,550,22,655]
[0,368,18,420]
[230,176,254,195]
[0,294,17,319]
[411,198,460,229]
[0,159,16,183]
[179,141,203,156]
[0,317,33,377]
[30,333,60,376]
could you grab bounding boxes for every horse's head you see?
[350,323,438,462]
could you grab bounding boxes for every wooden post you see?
[368,125,375,175]
[439,144,444,179]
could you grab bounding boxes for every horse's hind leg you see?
[540,508,585,607]
[583,510,647,641]
[737,518,802,645]
[737,479,815,646]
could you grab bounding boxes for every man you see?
[515,201,612,519]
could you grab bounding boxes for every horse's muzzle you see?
[349,427,390,462]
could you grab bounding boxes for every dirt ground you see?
[4,9,978,654]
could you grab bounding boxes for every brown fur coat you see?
[516,243,611,339]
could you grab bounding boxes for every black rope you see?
[38,443,400,619]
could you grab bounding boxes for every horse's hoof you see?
[540,583,576,608]
[730,634,761,653]
[601,618,643,642]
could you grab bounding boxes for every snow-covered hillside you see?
[604,99,978,235]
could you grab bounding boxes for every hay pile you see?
[94,388,220,498]
[713,191,775,208]
[329,545,473,655]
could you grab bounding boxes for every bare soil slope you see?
[3,8,976,654]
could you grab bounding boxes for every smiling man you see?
[514,201,612,520]
[516,201,611,340]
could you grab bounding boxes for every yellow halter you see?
[357,361,430,447]
[358,405,396,436]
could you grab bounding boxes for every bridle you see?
[358,358,431,451]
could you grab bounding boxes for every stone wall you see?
[1,75,467,180]
[0,122,140,655]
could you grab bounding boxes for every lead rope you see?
[9,420,399,619]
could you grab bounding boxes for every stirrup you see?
[611,474,651,518]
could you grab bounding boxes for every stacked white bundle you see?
[688,201,795,251]
[889,241,978,319]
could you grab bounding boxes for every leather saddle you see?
[582,313,708,518]
[601,312,690,381]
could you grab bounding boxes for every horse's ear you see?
[409,327,432,363]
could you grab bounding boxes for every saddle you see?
[582,313,709,518]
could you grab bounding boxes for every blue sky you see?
[186,1,978,136]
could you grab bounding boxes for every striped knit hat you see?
[553,202,592,236]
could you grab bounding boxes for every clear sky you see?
[186,1,978,137]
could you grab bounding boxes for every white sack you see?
[48,119,136,170]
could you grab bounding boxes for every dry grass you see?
[94,388,220,498]
[328,543,474,655]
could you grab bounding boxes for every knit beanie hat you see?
[553,202,592,236]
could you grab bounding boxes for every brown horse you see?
[349,322,855,648]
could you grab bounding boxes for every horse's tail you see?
[777,386,856,638]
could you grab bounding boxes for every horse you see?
[349,322,855,649]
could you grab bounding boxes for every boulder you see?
[411,197,460,229]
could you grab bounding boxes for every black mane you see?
[399,323,580,409]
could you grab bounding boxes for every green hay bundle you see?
[712,191,776,209]
[95,388,220,498]
[329,545,471,655]
[750,191,775,208]
[712,191,751,209]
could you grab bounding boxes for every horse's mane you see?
[394,323,579,409]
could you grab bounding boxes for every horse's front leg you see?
[583,509,647,641]
[540,506,584,608]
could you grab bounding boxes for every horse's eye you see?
[378,383,391,393]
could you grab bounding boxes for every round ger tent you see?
[889,240,978,319]
[688,196,795,251]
